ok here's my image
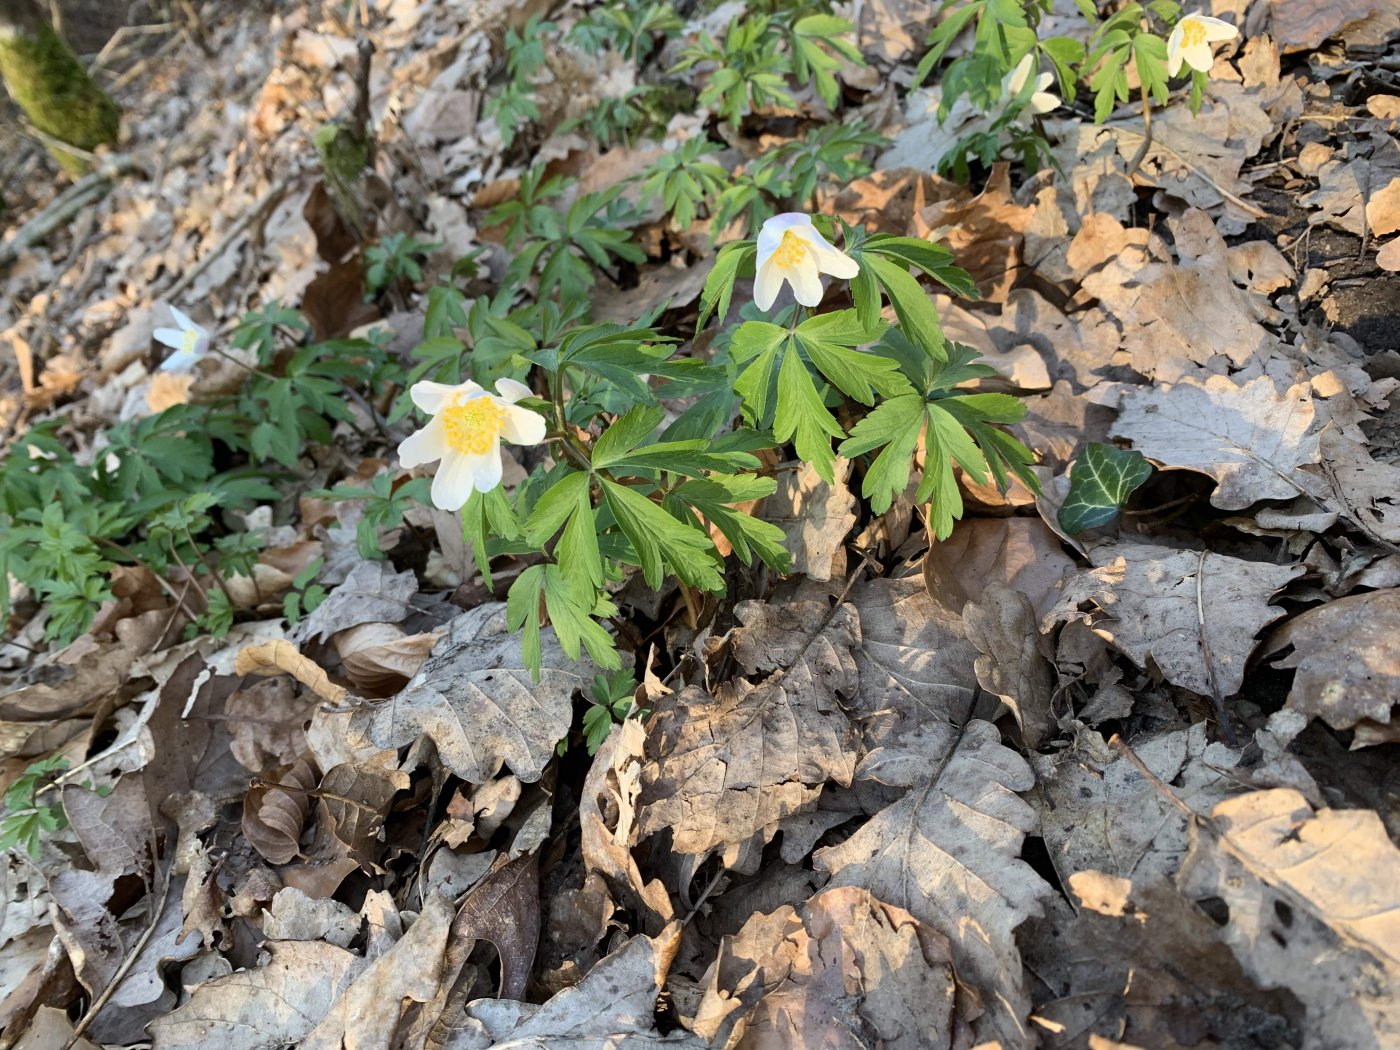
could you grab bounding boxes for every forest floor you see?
[2,0,1400,1047]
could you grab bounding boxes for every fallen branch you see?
[0,153,142,269]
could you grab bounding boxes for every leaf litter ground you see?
[2,1,1400,1048]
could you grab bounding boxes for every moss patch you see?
[0,19,119,174]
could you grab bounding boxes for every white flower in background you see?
[398,377,546,511]
[1002,54,1060,116]
[153,306,210,373]
[754,213,860,310]
[1167,12,1238,76]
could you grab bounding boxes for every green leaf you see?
[667,475,791,572]
[698,241,755,330]
[838,393,926,514]
[542,563,620,669]
[1057,443,1152,534]
[863,255,948,361]
[774,344,845,484]
[793,310,907,405]
[506,564,547,673]
[591,406,666,469]
[600,479,724,592]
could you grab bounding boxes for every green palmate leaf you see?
[792,310,909,404]
[463,486,522,589]
[600,479,725,592]
[1132,33,1171,106]
[591,406,666,469]
[666,474,791,573]
[775,344,845,483]
[698,241,756,330]
[861,255,949,361]
[542,563,620,669]
[838,393,926,514]
[1058,443,1153,534]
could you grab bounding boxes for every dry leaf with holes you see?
[1044,543,1302,699]
[815,719,1052,1048]
[637,601,861,869]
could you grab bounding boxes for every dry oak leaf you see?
[636,601,860,868]
[692,886,966,1050]
[762,457,857,583]
[814,719,1051,1049]
[447,922,705,1049]
[1267,0,1381,50]
[149,941,366,1049]
[1263,589,1400,740]
[1178,789,1400,1047]
[350,603,592,784]
[1044,543,1302,699]
[295,560,419,644]
[1110,374,1319,511]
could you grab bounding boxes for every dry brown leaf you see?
[262,888,360,948]
[296,560,419,644]
[1111,374,1319,510]
[846,575,979,750]
[1045,543,1302,699]
[315,762,409,869]
[149,940,366,1049]
[1379,236,1400,271]
[693,886,966,1050]
[1268,0,1381,50]
[242,755,317,866]
[580,720,675,928]
[351,603,592,784]
[1263,589,1400,740]
[815,720,1051,1048]
[637,601,860,869]
[1302,140,1400,237]
[1022,874,1297,1048]
[914,164,1036,302]
[225,677,312,773]
[763,457,856,582]
[1178,789,1400,1045]
[234,639,351,706]
[923,516,1077,620]
[964,583,1056,747]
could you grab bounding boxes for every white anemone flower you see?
[398,377,546,511]
[754,213,860,311]
[153,306,210,373]
[1166,12,1238,77]
[1002,54,1060,116]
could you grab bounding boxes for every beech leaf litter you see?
[3,1,1400,1048]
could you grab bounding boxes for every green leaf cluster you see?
[0,756,70,857]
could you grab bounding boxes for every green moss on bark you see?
[0,18,119,174]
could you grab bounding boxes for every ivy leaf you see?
[1057,443,1153,534]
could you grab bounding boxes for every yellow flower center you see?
[181,329,200,353]
[1179,17,1207,48]
[771,229,809,269]
[441,396,507,455]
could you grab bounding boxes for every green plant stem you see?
[1124,84,1153,177]
[91,536,201,623]
[182,524,236,611]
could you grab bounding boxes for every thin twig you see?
[0,154,142,269]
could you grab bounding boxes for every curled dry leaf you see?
[1263,588,1400,741]
[693,886,967,1050]
[315,762,410,869]
[1111,374,1320,511]
[636,601,861,869]
[815,719,1052,1048]
[242,755,317,866]
[1044,543,1303,700]
[332,621,442,696]
[234,640,351,707]
[350,603,592,785]
[1178,789,1400,1045]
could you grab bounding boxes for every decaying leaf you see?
[964,583,1055,747]
[1264,589,1400,740]
[297,561,420,644]
[763,458,857,582]
[637,601,860,869]
[1045,543,1303,699]
[1179,789,1400,1046]
[242,755,318,866]
[352,604,592,784]
[1111,374,1320,511]
[693,886,966,1049]
[814,719,1051,1048]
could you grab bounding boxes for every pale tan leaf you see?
[1045,543,1302,698]
[351,604,592,784]
[964,583,1056,748]
[296,561,419,644]
[1178,789,1400,1045]
[1264,589,1400,739]
[149,941,366,1050]
[636,602,860,868]
[333,622,442,696]
[693,886,964,1050]
[234,640,350,706]
[763,458,856,582]
[1111,374,1319,511]
[814,719,1052,1048]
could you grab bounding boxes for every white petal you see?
[754,260,786,310]
[493,377,533,404]
[1182,40,1215,72]
[1199,15,1239,40]
[431,451,483,511]
[159,349,199,373]
[471,444,504,493]
[1003,53,1033,96]
[788,253,825,307]
[152,328,184,349]
[398,416,449,468]
[169,305,197,332]
[1029,90,1060,115]
[411,380,479,415]
[809,241,860,280]
[501,403,546,445]
[1166,23,1186,75]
